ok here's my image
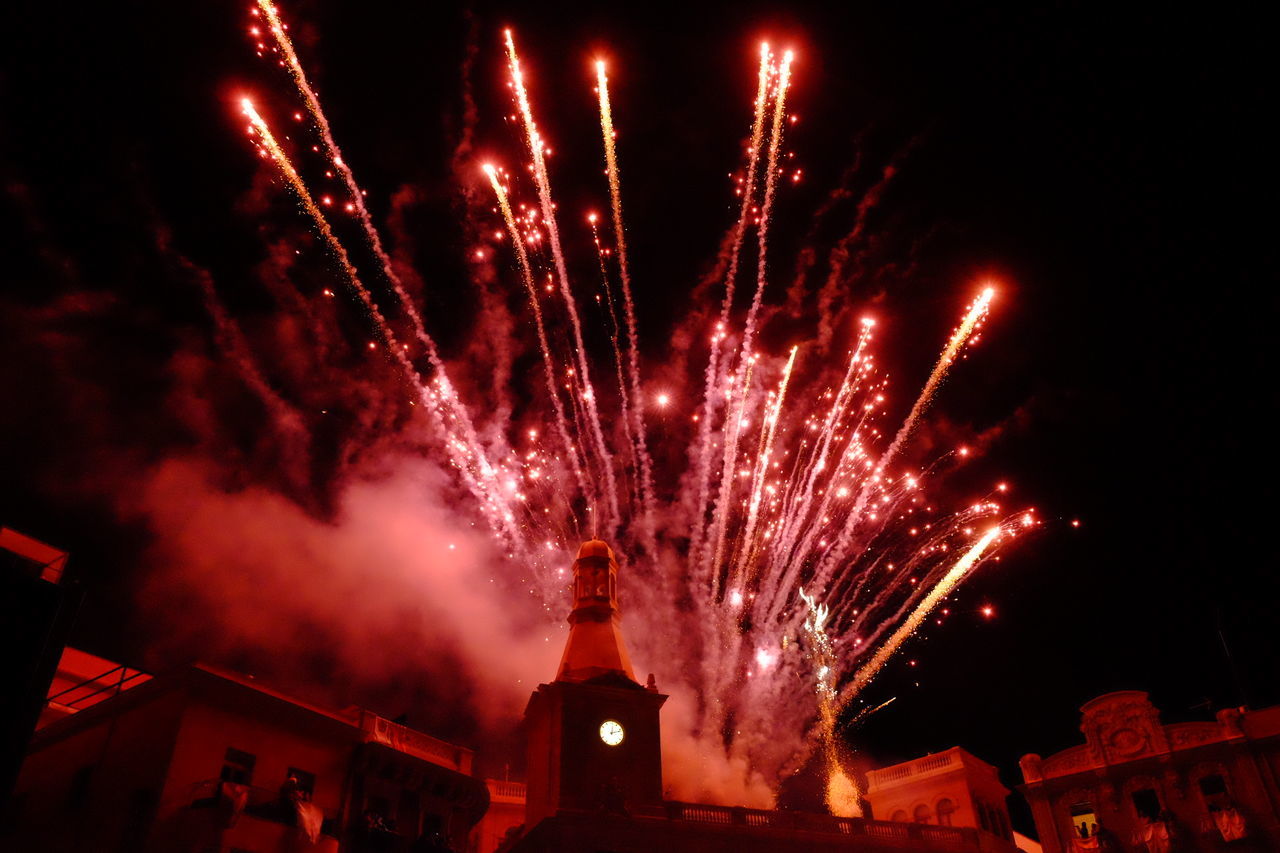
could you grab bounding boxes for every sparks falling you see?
[233,12,1038,803]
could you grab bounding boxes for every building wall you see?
[470,780,525,853]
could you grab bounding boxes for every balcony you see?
[357,711,474,773]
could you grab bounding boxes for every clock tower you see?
[524,540,668,825]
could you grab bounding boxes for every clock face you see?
[599,719,625,746]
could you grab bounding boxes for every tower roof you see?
[576,539,617,562]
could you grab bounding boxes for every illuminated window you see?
[1069,802,1097,838]
[913,804,932,824]
[936,798,955,826]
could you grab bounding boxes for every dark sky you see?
[2,0,1274,834]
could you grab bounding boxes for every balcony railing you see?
[662,801,979,848]
[487,779,527,803]
[866,750,961,787]
[358,712,473,773]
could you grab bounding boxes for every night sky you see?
[2,0,1274,835]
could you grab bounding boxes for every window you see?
[1070,802,1097,838]
[1132,788,1161,821]
[978,803,990,831]
[1199,774,1230,811]
[1199,774,1227,797]
[936,798,955,826]
[221,748,256,785]
[286,768,316,797]
[913,804,932,824]
[66,766,93,809]
[891,810,908,823]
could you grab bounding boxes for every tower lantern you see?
[557,539,637,684]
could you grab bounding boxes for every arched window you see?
[936,798,955,826]
[890,810,908,823]
[913,804,932,824]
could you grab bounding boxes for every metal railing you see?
[46,664,150,711]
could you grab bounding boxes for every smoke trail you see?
[589,213,641,517]
[504,29,621,534]
[595,61,656,548]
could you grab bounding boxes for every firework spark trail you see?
[589,214,641,516]
[504,29,621,535]
[595,61,656,548]
[797,589,862,817]
[255,0,520,539]
[243,100,530,555]
[739,49,794,362]
[484,164,592,511]
[688,44,775,571]
[811,287,994,589]
[730,345,798,589]
[700,50,794,589]
[771,322,875,566]
[833,525,1002,711]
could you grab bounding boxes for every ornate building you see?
[1019,690,1280,852]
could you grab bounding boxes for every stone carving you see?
[1079,691,1170,765]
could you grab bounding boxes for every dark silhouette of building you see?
[5,660,487,852]
[0,528,80,810]
[506,540,1023,853]
[1020,690,1280,851]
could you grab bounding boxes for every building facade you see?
[1019,690,1280,852]
[5,661,487,852]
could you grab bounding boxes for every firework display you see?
[239,3,1038,804]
